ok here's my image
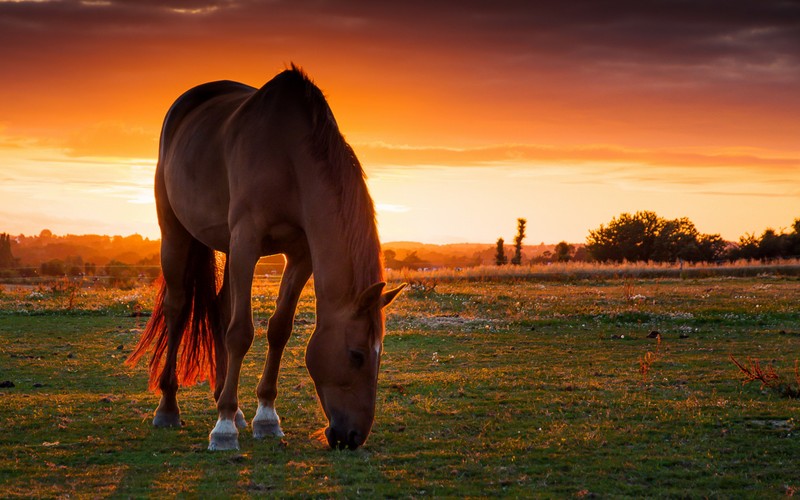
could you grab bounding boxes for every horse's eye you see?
[349,350,365,369]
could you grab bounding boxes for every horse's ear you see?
[380,283,407,309]
[357,282,386,313]
[357,282,406,312]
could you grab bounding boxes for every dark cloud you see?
[1,0,798,149]
[3,0,798,67]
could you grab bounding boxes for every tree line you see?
[2,212,799,278]
[0,230,161,282]
[585,211,800,263]
[492,211,800,265]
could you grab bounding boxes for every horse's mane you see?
[285,65,384,301]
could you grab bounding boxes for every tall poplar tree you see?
[494,238,507,266]
[0,233,14,268]
[511,218,526,265]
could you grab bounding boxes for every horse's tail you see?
[126,240,220,392]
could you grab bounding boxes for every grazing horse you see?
[127,66,405,451]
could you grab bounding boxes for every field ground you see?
[1,274,799,497]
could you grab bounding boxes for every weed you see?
[50,277,83,311]
[729,355,800,398]
[638,333,662,384]
[622,277,635,301]
[406,277,438,296]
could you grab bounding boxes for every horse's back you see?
[158,72,318,253]
[158,80,257,250]
[160,80,255,153]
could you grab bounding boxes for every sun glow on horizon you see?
[1,132,799,245]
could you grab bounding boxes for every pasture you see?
[1,274,799,497]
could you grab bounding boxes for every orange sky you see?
[1,0,799,244]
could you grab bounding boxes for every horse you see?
[126,65,405,451]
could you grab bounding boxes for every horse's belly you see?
[164,165,232,252]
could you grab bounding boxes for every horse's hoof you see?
[252,403,284,439]
[153,411,182,428]
[234,408,247,430]
[208,419,239,451]
[253,421,285,439]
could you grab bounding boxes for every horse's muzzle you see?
[325,426,364,450]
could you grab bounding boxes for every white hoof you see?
[208,418,239,451]
[252,403,285,439]
[234,408,247,430]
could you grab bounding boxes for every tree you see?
[0,233,14,268]
[553,241,574,262]
[789,219,800,257]
[511,218,526,265]
[652,217,700,262]
[84,262,97,276]
[586,210,724,263]
[729,220,800,261]
[697,234,727,262]
[586,211,661,262]
[757,229,786,260]
[40,259,65,276]
[495,238,507,266]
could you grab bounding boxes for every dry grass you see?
[386,258,800,282]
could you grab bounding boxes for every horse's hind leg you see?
[253,251,312,439]
[153,233,193,427]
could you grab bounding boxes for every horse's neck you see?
[308,228,356,306]
[300,190,380,309]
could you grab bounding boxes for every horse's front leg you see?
[208,233,259,451]
[253,252,312,439]
[211,260,247,431]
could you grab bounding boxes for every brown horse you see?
[127,66,405,451]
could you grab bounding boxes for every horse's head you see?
[305,281,405,449]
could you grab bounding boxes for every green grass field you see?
[1,275,799,497]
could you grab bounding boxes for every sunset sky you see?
[1,0,799,245]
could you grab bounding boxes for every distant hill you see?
[9,231,160,268]
[382,241,578,269]
[3,230,582,273]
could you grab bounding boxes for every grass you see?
[1,274,799,497]
[387,258,800,283]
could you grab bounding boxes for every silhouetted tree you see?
[65,256,84,276]
[586,211,659,262]
[757,229,786,260]
[652,217,699,261]
[734,233,760,260]
[84,262,97,276]
[511,218,526,265]
[397,251,430,270]
[383,249,398,269]
[728,220,800,261]
[495,238,508,266]
[553,241,574,262]
[789,219,800,257]
[587,211,724,263]
[697,234,727,262]
[40,259,66,276]
[104,259,138,286]
[0,233,14,268]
